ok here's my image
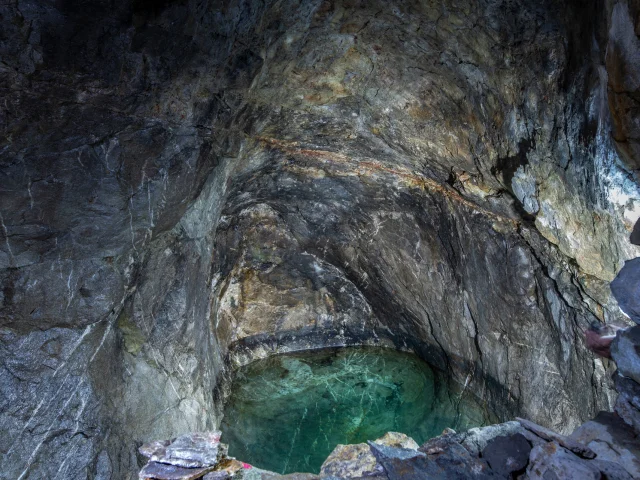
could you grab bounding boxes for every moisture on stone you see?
[220,347,494,474]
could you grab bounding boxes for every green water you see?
[220,347,492,474]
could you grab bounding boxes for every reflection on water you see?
[220,347,493,474]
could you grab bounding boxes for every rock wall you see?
[1,0,639,478]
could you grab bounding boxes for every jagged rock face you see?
[1,0,639,478]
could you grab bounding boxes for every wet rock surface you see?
[1,0,640,477]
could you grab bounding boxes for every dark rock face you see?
[481,433,532,477]
[1,0,639,478]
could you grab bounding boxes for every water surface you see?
[220,347,492,474]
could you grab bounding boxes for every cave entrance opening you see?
[220,346,494,474]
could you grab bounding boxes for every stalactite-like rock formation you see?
[1,0,639,478]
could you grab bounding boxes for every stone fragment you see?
[612,326,640,384]
[459,421,526,456]
[374,432,420,450]
[140,440,172,459]
[516,417,595,458]
[152,432,222,468]
[481,433,531,477]
[526,442,600,480]
[320,443,381,478]
[570,411,640,479]
[611,258,640,324]
[138,461,215,480]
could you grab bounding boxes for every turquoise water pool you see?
[220,347,492,474]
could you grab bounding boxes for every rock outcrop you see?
[1,0,640,478]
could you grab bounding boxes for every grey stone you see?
[151,432,222,468]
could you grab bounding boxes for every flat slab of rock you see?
[516,417,596,459]
[139,461,216,480]
[151,432,222,468]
